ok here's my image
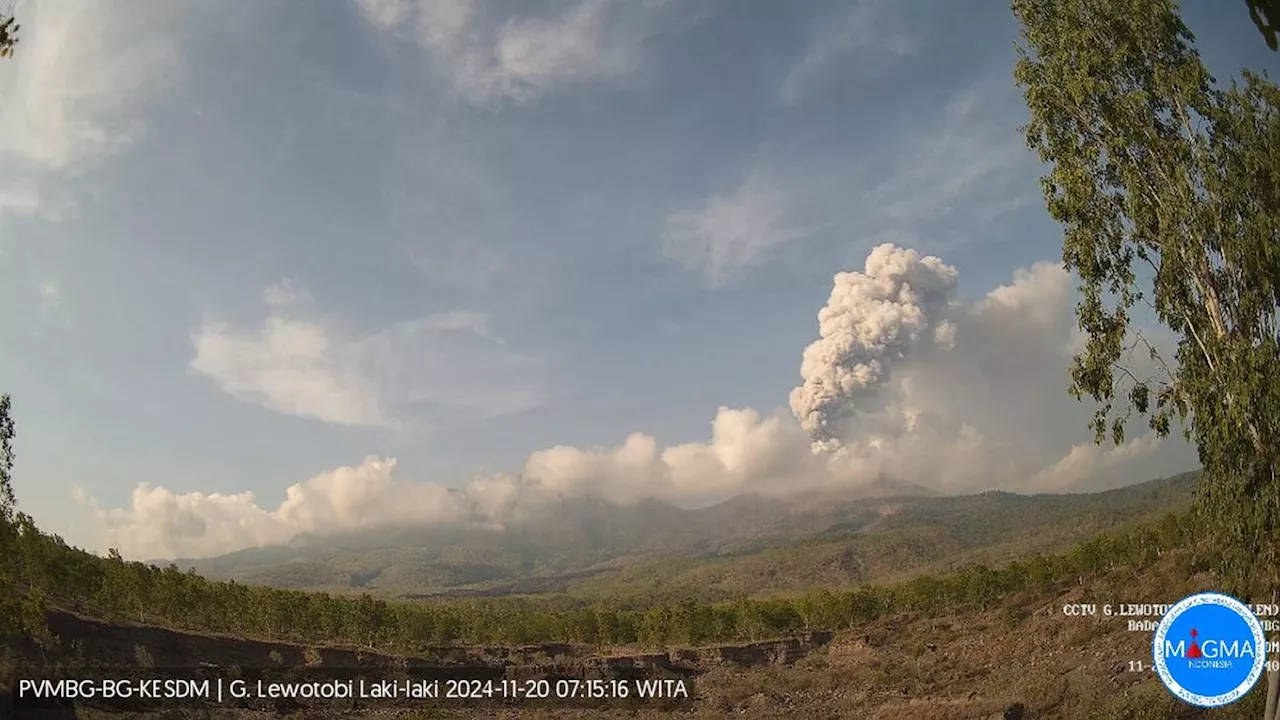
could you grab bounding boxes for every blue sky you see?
[0,0,1272,558]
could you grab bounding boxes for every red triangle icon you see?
[1187,629,1203,659]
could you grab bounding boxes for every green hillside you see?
[562,472,1198,603]
[1,462,1247,719]
[169,471,1197,601]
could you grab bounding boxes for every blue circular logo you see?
[1153,592,1266,707]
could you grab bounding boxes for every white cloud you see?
[1028,434,1164,493]
[83,408,834,559]
[662,174,810,287]
[191,315,393,428]
[355,0,687,106]
[977,262,1074,328]
[524,406,823,508]
[91,248,1196,559]
[779,0,916,106]
[77,457,474,559]
[0,0,178,174]
[190,279,547,428]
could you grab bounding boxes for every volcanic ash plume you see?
[789,243,959,451]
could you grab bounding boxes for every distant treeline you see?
[1,509,1193,653]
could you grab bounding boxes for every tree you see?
[1012,0,1280,715]
[0,394,15,525]
[1251,0,1280,51]
[0,395,19,636]
[0,15,17,59]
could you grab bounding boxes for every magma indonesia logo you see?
[1153,593,1266,707]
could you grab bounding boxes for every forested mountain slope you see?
[168,472,1198,601]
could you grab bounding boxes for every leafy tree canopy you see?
[1013,2,1280,714]
[1013,0,1280,596]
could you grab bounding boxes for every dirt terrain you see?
[27,608,831,680]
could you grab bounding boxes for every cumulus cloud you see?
[89,247,1195,559]
[190,279,548,428]
[524,407,825,508]
[77,458,474,559]
[192,316,392,428]
[1028,434,1164,493]
[662,175,811,287]
[85,409,837,559]
[354,0,688,106]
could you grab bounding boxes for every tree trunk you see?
[1265,586,1279,720]
[1267,668,1279,720]
[1268,462,1280,720]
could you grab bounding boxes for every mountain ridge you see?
[155,471,1199,600]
